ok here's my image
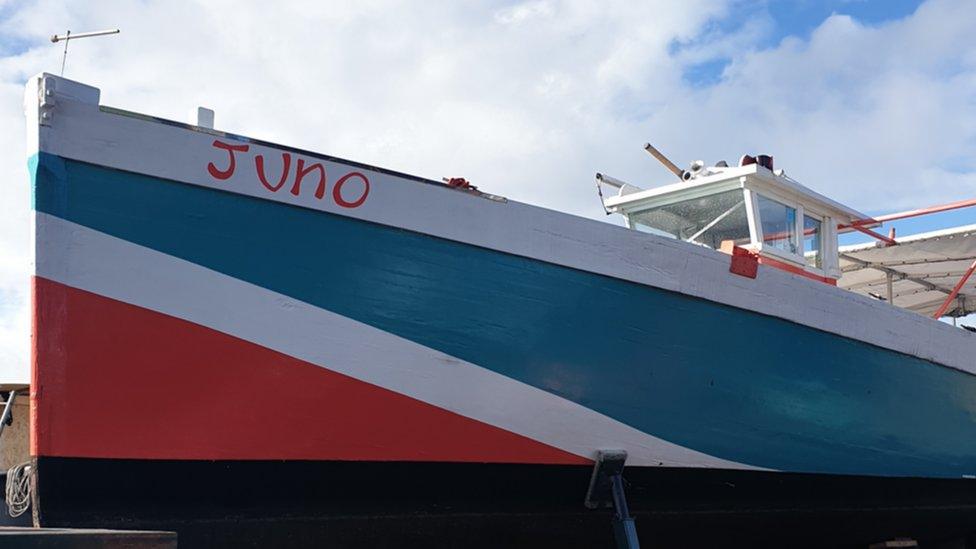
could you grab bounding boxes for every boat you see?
[19,73,976,547]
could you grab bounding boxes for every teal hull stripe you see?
[31,153,976,478]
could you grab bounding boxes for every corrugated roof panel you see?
[838,225,976,318]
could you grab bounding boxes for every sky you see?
[0,0,974,381]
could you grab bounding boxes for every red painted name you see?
[206,139,370,209]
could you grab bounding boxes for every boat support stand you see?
[585,449,640,549]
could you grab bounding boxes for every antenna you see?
[50,28,120,77]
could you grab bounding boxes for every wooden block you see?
[0,527,176,548]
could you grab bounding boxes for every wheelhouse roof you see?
[602,163,872,229]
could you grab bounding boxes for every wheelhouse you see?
[599,158,870,283]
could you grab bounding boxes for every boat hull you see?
[22,74,976,546]
[30,151,976,478]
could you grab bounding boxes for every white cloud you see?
[0,0,974,381]
[495,0,555,25]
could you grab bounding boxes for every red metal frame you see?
[849,225,898,246]
[757,254,838,285]
[932,258,976,319]
[721,242,837,285]
[867,197,976,225]
[838,197,976,248]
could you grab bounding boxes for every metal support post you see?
[585,449,640,549]
[610,472,640,548]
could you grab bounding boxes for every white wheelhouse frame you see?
[606,167,857,281]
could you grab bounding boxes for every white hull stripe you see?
[34,212,764,470]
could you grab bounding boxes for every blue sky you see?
[762,0,924,39]
[0,0,972,380]
[681,0,927,87]
[665,0,974,248]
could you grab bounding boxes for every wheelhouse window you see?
[757,195,798,255]
[628,189,751,249]
[803,215,823,268]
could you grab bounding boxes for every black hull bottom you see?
[33,457,976,548]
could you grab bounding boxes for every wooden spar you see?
[932,258,976,319]
[643,143,683,180]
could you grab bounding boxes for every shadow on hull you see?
[31,458,976,548]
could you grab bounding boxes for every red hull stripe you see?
[31,277,588,464]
